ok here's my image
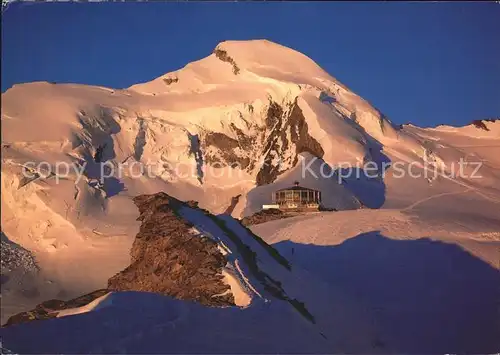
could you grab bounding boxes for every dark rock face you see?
[256,98,324,186]
[4,289,109,327]
[471,119,497,131]
[200,115,264,172]
[93,144,106,163]
[289,101,325,158]
[133,118,147,161]
[224,194,242,215]
[4,193,319,330]
[163,77,179,85]
[187,133,204,184]
[200,97,324,187]
[203,132,251,169]
[213,48,240,75]
[472,120,489,131]
[230,123,254,150]
[107,193,235,307]
[1,232,39,275]
[241,208,290,226]
[3,194,237,327]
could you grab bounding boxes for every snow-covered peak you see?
[130,39,334,93]
[128,39,399,142]
[214,39,333,79]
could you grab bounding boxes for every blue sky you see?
[2,1,499,127]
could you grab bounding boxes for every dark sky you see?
[2,1,499,127]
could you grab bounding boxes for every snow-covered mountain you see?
[2,40,498,223]
[1,39,499,353]
[0,40,414,223]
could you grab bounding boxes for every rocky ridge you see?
[3,192,309,327]
[107,193,235,307]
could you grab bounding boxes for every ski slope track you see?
[1,39,499,353]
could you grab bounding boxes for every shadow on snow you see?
[274,231,500,353]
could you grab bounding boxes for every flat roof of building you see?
[275,185,320,193]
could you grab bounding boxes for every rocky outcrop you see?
[471,119,498,131]
[224,194,242,215]
[239,207,338,226]
[240,209,291,226]
[133,118,147,161]
[188,133,204,184]
[1,232,38,280]
[4,289,109,326]
[3,193,237,327]
[3,192,319,330]
[213,47,240,75]
[289,100,325,159]
[256,98,324,186]
[201,97,324,186]
[162,77,179,85]
[107,193,235,307]
[200,116,263,172]
[203,132,251,169]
